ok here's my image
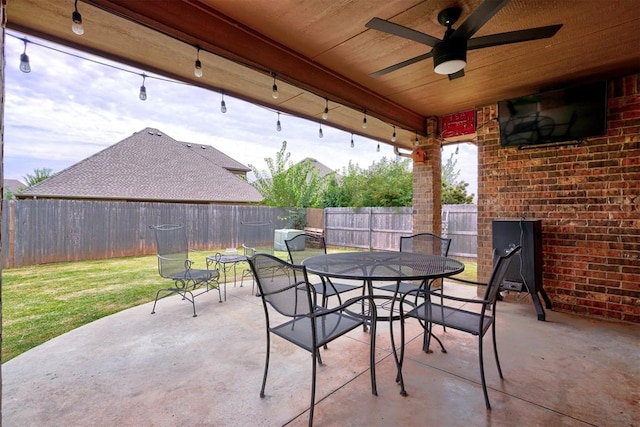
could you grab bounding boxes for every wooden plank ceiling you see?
[5,0,640,150]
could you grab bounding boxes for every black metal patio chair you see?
[285,233,364,308]
[248,253,377,427]
[396,245,521,409]
[150,224,221,317]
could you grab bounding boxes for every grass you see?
[1,251,478,363]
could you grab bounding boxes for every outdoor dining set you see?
[149,222,520,426]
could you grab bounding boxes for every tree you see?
[250,141,327,227]
[322,158,412,207]
[442,152,474,204]
[23,168,53,187]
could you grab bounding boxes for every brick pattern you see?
[477,74,640,323]
[413,117,442,234]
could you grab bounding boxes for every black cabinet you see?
[492,219,552,320]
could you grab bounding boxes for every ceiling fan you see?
[366,0,562,80]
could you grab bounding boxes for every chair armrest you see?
[399,285,490,306]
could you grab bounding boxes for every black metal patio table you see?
[303,251,465,383]
[302,251,465,321]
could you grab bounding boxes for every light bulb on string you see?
[350,134,355,148]
[276,112,282,132]
[455,145,459,155]
[362,110,368,129]
[139,74,147,101]
[19,39,31,73]
[72,0,84,35]
[318,122,324,138]
[322,98,329,120]
[377,143,380,152]
[194,47,203,78]
[391,126,397,142]
[220,92,227,113]
[415,131,420,146]
[271,73,279,99]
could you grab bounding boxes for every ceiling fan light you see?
[433,39,466,75]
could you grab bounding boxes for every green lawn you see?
[2,252,477,363]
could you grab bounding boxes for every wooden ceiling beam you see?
[85,0,427,134]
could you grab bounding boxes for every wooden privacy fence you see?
[324,205,477,256]
[2,200,288,268]
[1,200,477,267]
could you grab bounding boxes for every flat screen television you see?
[498,81,608,148]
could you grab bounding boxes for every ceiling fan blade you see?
[452,0,510,40]
[366,17,441,46]
[467,24,563,50]
[370,52,434,77]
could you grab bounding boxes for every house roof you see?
[298,158,339,180]
[17,128,263,204]
[3,179,25,196]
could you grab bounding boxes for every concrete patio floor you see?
[2,279,639,426]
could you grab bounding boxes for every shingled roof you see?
[17,128,263,204]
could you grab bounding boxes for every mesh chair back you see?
[241,221,275,256]
[249,253,315,318]
[151,224,189,278]
[400,232,451,256]
[285,233,327,265]
[484,246,521,305]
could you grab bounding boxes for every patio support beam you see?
[85,0,426,134]
[412,117,442,235]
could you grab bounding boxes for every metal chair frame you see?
[285,233,364,308]
[396,246,521,409]
[150,224,221,317]
[249,253,377,427]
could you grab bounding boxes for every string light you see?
[377,143,380,152]
[455,145,459,154]
[194,47,203,78]
[72,0,84,36]
[19,39,31,73]
[139,74,147,101]
[271,73,279,99]
[8,32,424,148]
[220,92,227,113]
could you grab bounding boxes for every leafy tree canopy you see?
[441,152,474,204]
[23,168,53,187]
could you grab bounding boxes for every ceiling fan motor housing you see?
[433,37,467,74]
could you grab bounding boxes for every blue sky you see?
[3,32,477,195]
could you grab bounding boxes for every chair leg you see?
[492,321,504,379]
[260,331,271,399]
[309,348,318,427]
[478,335,491,409]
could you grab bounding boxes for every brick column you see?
[412,117,442,234]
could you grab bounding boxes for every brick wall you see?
[477,73,640,323]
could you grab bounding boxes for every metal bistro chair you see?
[376,232,452,344]
[150,224,222,317]
[396,245,521,409]
[248,253,377,427]
[285,233,364,308]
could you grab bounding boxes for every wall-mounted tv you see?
[498,80,608,148]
